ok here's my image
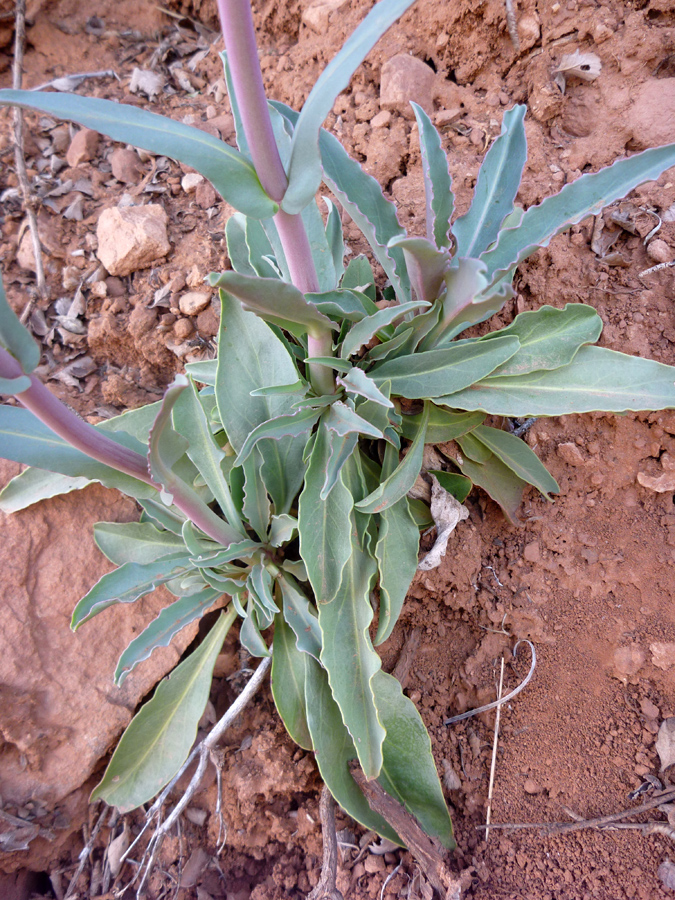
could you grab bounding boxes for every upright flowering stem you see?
[216,0,335,395]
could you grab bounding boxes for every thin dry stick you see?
[485,656,505,842]
[63,805,108,900]
[504,0,520,52]
[12,0,49,317]
[307,786,343,900]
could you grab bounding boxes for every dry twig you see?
[308,786,343,900]
[485,656,505,841]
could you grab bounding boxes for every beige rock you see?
[557,442,585,466]
[179,291,211,316]
[637,453,675,492]
[628,78,675,150]
[66,127,99,167]
[301,0,349,34]
[110,148,145,184]
[0,459,200,806]
[650,642,675,670]
[370,110,391,128]
[647,239,672,263]
[523,541,540,563]
[380,54,436,118]
[181,172,204,193]
[523,778,542,794]
[96,204,170,276]
[195,180,217,209]
[517,14,540,52]
[612,644,646,681]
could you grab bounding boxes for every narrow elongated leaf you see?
[306,288,377,323]
[453,452,526,525]
[370,335,520,398]
[91,609,235,811]
[278,572,322,659]
[388,236,450,304]
[375,495,419,644]
[472,424,559,498]
[272,615,313,750]
[282,0,417,213]
[244,216,277,278]
[338,367,394,407]
[304,656,399,843]
[341,301,429,359]
[480,303,603,377]
[94,521,188,565]
[0,90,276,219]
[0,406,156,501]
[209,273,335,339]
[139,499,186,536]
[233,407,321,467]
[302,196,339,292]
[172,379,245,534]
[365,326,414,362]
[482,140,675,280]
[242,449,271,539]
[437,345,675,415]
[324,197,346,283]
[322,429,359,498]
[418,258,490,350]
[356,402,429,514]
[260,432,308,516]
[456,430,492,463]
[373,671,455,848]
[0,275,40,373]
[240,595,272,657]
[411,102,454,249]
[71,552,193,628]
[0,467,93,513]
[453,105,527,258]
[114,588,222,685]
[225,213,256,276]
[190,538,262,568]
[318,534,385,778]
[298,420,353,603]
[325,401,384,440]
[400,405,484,442]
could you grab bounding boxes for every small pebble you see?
[647,239,671,264]
[179,291,211,316]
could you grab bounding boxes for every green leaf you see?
[242,449,271,539]
[325,401,384,440]
[0,274,40,373]
[0,90,277,219]
[233,407,322,467]
[0,467,93,513]
[341,301,429,359]
[411,102,454,250]
[304,656,399,843]
[71,552,194,629]
[429,470,472,503]
[482,139,675,281]
[323,429,359,499]
[302,197,339,292]
[282,0,417,213]
[278,572,322,659]
[471,424,559,498]
[184,358,217,386]
[94,521,188,565]
[453,451,526,525]
[418,258,490,350]
[0,406,156,501]
[456,430,492,463]
[453,105,527,258]
[342,255,376,293]
[356,402,429,515]
[298,420,354,603]
[400,405,484,442]
[324,197,346,283]
[209,273,336,340]
[370,335,520,399]
[306,287,378,323]
[172,379,245,534]
[244,216,278,278]
[388,236,450,304]
[240,595,272,657]
[91,609,235,811]
[373,671,455,848]
[272,614,313,750]
[365,326,415,362]
[250,379,307,397]
[374,495,419,644]
[480,303,603,377]
[139,499,186,536]
[318,535,385,779]
[0,374,30,393]
[437,345,675,415]
[225,212,257,276]
[114,588,222,686]
[268,513,298,547]
[189,538,262,568]
[338,367,394,408]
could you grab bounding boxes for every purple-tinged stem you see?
[0,346,154,485]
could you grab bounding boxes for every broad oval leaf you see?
[370,335,520,398]
[453,451,526,525]
[0,90,277,219]
[471,424,559,498]
[94,521,188,565]
[437,345,675,416]
[400,404,484,442]
[91,609,235,811]
[272,615,313,750]
[0,467,93,513]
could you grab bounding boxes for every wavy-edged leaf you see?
[370,335,520,399]
[453,105,527,259]
[139,498,186,536]
[189,538,262,568]
[268,513,298,547]
[94,521,187,565]
[411,102,454,250]
[400,405,484,442]
[356,402,429,515]
[0,90,276,219]
[91,608,235,811]
[234,406,322,467]
[282,0,417,213]
[225,212,256,276]
[482,140,675,281]
[0,406,156,501]
[172,379,245,534]
[272,614,313,749]
[0,275,40,373]
[114,588,222,686]
[298,420,353,603]
[453,451,526,525]
[0,467,93,513]
[304,656,399,843]
[388,236,451,304]
[325,401,384,440]
[341,301,429,360]
[240,595,272,657]
[279,572,322,659]
[338,367,394,408]
[437,345,675,415]
[71,552,193,629]
[418,258,490,350]
[318,533,385,778]
[242,449,271,539]
[306,288,377,323]
[323,429,359,499]
[480,303,603,377]
[184,358,217,386]
[472,424,559,498]
[374,495,419,644]
[373,671,455,848]
[342,255,376,293]
[209,272,335,340]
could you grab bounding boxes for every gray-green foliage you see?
[2,0,675,851]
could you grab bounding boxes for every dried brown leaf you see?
[658,858,675,890]
[555,50,602,81]
[657,718,675,772]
